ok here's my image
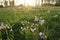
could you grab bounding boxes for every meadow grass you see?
[0,6,60,40]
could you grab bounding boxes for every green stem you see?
[5,29,10,40]
[0,30,2,40]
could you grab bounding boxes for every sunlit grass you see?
[0,6,60,40]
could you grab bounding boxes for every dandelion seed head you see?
[39,19,45,26]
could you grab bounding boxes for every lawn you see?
[0,6,60,40]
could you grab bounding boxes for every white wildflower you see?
[21,21,23,24]
[34,16,39,22]
[7,26,10,29]
[0,27,4,30]
[39,32,43,36]
[36,24,38,26]
[1,22,4,27]
[21,21,24,25]
[21,27,23,30]
[25,20,27,23]
[22,23,24,26]
[34,28,36,30]
[54,15,58,17]
[10,29,13,32]
[45,35,47,38]
[41,35,45,38]
[39,19,45,26]
[41,35,47,39]
[39,32,47,39]
[6,24,10,29]
[47,10,50,13]
[40,17,43,19]
[27,26,29,29]
[32,23,34,26]
[21,27,26,31]
[31,23,34,27]
[27,21,30,23]
[30,28,35,32]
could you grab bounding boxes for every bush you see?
[0,5,3,7]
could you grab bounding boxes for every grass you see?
[0,6,60,40]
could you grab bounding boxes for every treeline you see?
[0,0,14,7]
[0,0,60,7]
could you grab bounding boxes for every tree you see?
[4,0,8,7]
[56,0,60,6]
[10,0,15,7]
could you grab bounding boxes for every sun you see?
[15,0,36,6]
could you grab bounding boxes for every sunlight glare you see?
[15,0,36,6]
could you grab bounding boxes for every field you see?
[0,6,60,40]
